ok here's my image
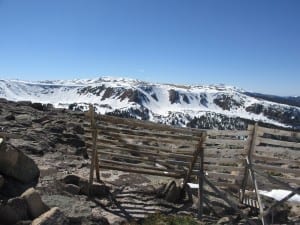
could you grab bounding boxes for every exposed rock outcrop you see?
[21,188,49,219]
[0,138,40,197]
[31,207,68,225]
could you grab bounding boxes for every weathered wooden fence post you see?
[240,123,267,225]
[88,104,100,196]
[198,135,205,219]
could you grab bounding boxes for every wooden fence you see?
[84,105,300,225]
[83,106,206,191]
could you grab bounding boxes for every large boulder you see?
[21,188,49,219]
[0,138,40,184]
[31,207,68,225]
[0,197,28,225]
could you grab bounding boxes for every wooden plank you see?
[86,123,201,141]
[91,149,186,169]
[256,136,300,149]
[204,165,244,173]
[99,163,181,178]
[87,142,195,160]
[243,197,259,209]
[247,124,255,131]
[91,149,244,172]
[205,138,249,147]
[85,137,195,156]
[207,129,252,137]
[95,114,203,135]
[205,147,246,153]
[204,157,244,165]
[254,146,300,157]
[86,138,197,159]
[280,177,300,185]
[205,171,243,181]
[254,163,300,176]
[258,126,300,139]
[252,154,300,166]
[99,158,185,175]
[96,129,199,145]
[208,181,241,190]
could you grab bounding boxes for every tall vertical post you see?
[88,104,99,196]
[198,143,204,219]
[198,133,206,219]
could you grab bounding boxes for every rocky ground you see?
[0,99,299,225]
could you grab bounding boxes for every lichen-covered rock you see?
[0,139,40,184]
[21,188,49,219]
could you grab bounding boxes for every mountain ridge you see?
[0,77,299,129]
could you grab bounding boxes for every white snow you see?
[259,189,300,203]
[187,183,300,203]
[0,77,297,128]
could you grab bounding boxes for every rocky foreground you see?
[0,99,299,225]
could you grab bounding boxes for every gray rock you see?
[0,204,20,225]
[217,216,231,224]
[15,114,32,126]
[0,196,29,225]
[42,195,95,223]
[0,175,37,197]
[31,207,68,225]
[10,139,47,155]
[62,174,109,197]
[163,180,181,203]
[64,184,80,195]
[90,215,110,225]
[7,197,29,221]
[21,188,49,219]
[0,140,40,183]
[80,182,110,197]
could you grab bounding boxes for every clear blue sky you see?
[0,0,299,96]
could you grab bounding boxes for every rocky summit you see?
[0,99,299,225]
[0,77,299,130]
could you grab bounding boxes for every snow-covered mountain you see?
[0,77,299,129]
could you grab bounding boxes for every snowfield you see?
[0,77,299,128]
